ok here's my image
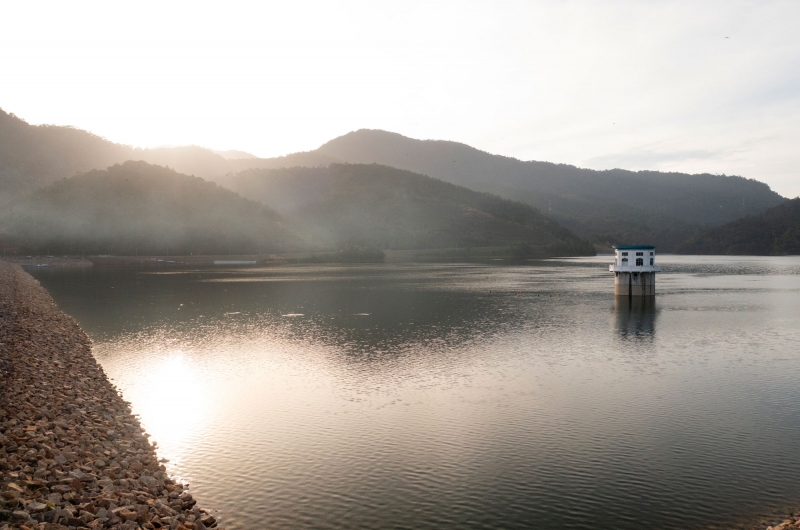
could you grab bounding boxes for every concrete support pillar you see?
[614,271,656,296]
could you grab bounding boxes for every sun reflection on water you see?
[113,350,210,478]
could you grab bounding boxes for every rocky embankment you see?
[0,262,222,530]
[765,518,800,530]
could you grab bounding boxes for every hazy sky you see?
[2,0,799,196]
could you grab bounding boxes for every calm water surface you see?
[31,256,800,530]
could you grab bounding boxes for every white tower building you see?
[609,245,660,296]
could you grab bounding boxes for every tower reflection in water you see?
[614,296,657,341]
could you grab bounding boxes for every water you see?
[30,255,800,530]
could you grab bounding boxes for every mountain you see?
[0,109,331,204]
[306,130,786,250]
[0,110,590,257]
[212,149,258,160]
[676,198,800,255]
[220,164,595,255]
[2,108,785,252]
[0,161,305,255]
[0,109,132,203]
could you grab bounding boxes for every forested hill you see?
[2,108,785,252]
[0,109,333,203]
[676,198,800,255]
[220,164,595,255]
[0,109,132,202]
[0,161,306,255]
[308,130,786,250]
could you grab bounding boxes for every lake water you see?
[31,256,800,530]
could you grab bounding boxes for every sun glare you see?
[123,351,211,466]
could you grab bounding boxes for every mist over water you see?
[32,256,800,530]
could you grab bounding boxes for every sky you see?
[2,0,799,197]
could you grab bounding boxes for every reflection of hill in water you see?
[31,266,527,373]
[613,296,657,341]
[265,284,523,370]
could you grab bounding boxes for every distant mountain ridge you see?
[0,161,306,255]
[0,158,593,257]
[676,198,800,255]
[0,109,131,202]
[1,108,786,252]
[0,109,333,203]
[221,164,594,254]
[307,130,785,250]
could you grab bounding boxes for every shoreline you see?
[1,245,583,270]
[0,261,222,530]
[2,258,92,269]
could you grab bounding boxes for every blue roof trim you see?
[613,245,656,250]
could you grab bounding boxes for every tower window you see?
[621,252,628,256]
[622,258,628,264]
[636,252,644,256]
[650,258,653,265]
[636,258,644,266]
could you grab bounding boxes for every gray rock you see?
[42,509,58,523]
[27,501,47,512]
[11,510,30,521]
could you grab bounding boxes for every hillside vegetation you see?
[221,164,594,255]
[1,108,786,253]
[0,109,131,203]
[0,109,332,203]
[0,161,305,255]
[308,130,785,250]
[676,198,800,255]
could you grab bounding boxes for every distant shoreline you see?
[3,245,599,270]
[3,256,92,268]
